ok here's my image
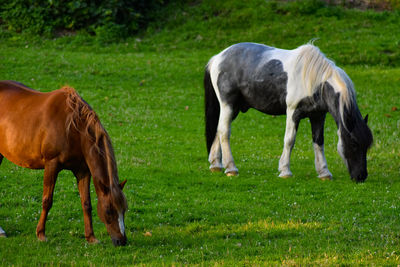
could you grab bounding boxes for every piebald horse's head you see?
[337,114,373,182]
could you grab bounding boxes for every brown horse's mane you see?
[63,86,127,210]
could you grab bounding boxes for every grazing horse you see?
[0,81,128,246]
[205,42,373,182]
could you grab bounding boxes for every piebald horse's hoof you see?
[226,171,238,177]
[319,176,332,181]
[280,175,292,179]
[210,167,222,173]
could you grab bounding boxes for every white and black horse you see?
[205,42,373,182]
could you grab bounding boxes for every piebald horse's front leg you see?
[310,113,332,180]
[73,169,99,244]
[279,108,299,178]
[36,160,60,241]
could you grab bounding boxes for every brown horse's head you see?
[97,180,128,246]
[64,88,129,246]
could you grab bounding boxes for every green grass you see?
[1,1,400,265]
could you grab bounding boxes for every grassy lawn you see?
[0,1,400,265]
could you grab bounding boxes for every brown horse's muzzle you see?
[112,234,127,246]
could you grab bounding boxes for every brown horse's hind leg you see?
[36,160,60,241]
[74,168,98,244]
[0,156,5,237]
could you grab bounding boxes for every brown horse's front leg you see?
[36,160,60,241]
[74,169,98,244]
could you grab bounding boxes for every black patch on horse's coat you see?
[309,113,326,146]
[293,88,327,122]
[293,85,331,146]
[216,43,288,116]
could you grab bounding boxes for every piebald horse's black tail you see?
[204,66,220,154]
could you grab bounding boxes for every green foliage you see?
[140,0,400,66]
[327,0,400,10]
[275,0,327,15]
[0,0,166,37]
[95,22,128,44]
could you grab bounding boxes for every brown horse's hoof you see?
[37,234,47,242]
[280,175,292,179]
[226,171,238,177]
[87,237,100,244]
[210,167,222,173]
[0,233,6,238]
[319,176,332,181]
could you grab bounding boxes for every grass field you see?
[1,1,400,265]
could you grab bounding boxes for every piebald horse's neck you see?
[320,82,348,131]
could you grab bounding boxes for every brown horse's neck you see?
[64,87,126,209]
[64,87,120,196]
[83,128,119,196]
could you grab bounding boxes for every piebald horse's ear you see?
[119,180,127,190]
[364,114,369,124]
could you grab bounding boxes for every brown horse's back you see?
[0,81,80,169]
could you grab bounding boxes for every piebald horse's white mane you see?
[294,43,355,125]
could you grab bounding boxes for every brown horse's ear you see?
[119,180,127,190]
[364,114,369,124]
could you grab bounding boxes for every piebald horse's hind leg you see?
[310,113,332,180]
[279,109,299,178]
[36,160,60,241]
[73,168,99,244]
[218,103,238,176]
[208,136,223,172]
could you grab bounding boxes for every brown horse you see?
[0,81,128,246]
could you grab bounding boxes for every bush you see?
[95,22,128,44]
[0,0,167,37]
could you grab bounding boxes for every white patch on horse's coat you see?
[208,45,233,104]
[270,47,307,108]
[118,213,125,236]
[313,143,332,178]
